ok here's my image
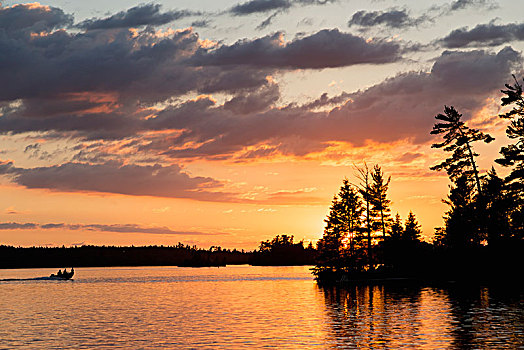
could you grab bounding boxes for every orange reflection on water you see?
[1,267,522,349]
[319,282,524,349]
[322,285,458,348]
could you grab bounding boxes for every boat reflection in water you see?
[318,283,523,349]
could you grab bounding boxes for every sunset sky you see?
[0,0,523,249]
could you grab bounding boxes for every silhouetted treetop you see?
[254,234,316,265]
[370,165,392,239]
[403,211,422,242]
[258,234,298,252]
[500,75,524,119]
[390,213,403,240]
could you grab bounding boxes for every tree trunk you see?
[459,127,482,196]
[366,184,372,269]
[380,208,385,239]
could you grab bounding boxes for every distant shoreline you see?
[0,244,316,269]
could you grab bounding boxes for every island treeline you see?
[251,234,316,265]
[0,235,316,268]
[314,76,524,283]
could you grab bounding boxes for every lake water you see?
[0,266,522,349]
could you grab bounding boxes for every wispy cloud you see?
[193,29,403,69]
[230,0,292,15]
[438,22,524,48]
[76,4,201,30]
[0,160,233,201]
[395,152,424,163]
[229,0,334,16]
[448,0,498,11]
[428,0,498,16]
[347,0,498,31]
[0,222,37,230]
[0,222,226,235]
[4,206,25,215]
[348,8,428,30]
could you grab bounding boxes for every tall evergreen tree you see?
[430,106,494,196]
[442,174,479,248]
[496,76,524,242]
[403,211,422,242]
[433,227,446,248]
[355,163,374,267]
[370,165,392,239]
[390,213,403,240]
[336,179,364,263]
[496,75,524,187]
[315,180,365,274]
[316,196,344,272]
[482,168,512,245]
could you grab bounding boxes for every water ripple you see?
[0,266,522,349]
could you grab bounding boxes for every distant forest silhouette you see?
[0,235,316,268]
[314,76,524,283]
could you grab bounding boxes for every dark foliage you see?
[314,179,368,277]
[316,76,524,285]
[441,174,479,248]
[370,165,392,239]
[403,211,422,242]
[432,78,524,249]
[496,75,524,240]
[390,213,403,240]
[497,75,524,180]
[355,165,374,267]
[251,234,316,265]
[430,106,494,195]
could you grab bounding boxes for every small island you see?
[313,76,524,285]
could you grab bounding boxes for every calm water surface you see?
[0,266,522,349]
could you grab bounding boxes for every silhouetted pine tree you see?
[433,227,446,247]
[430,106,494,196]
[403,211,422,242]
[442,175,479,248]
[496,75,524,187]
[315,179,366,276]
[390,213,403,241]
[316,196,345,272]
[482,168,512,244]
[370,165,392,239]
[496,76,524,241]
[430,106,494,248]
[355,163,375,268]
[336,179,365,270]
